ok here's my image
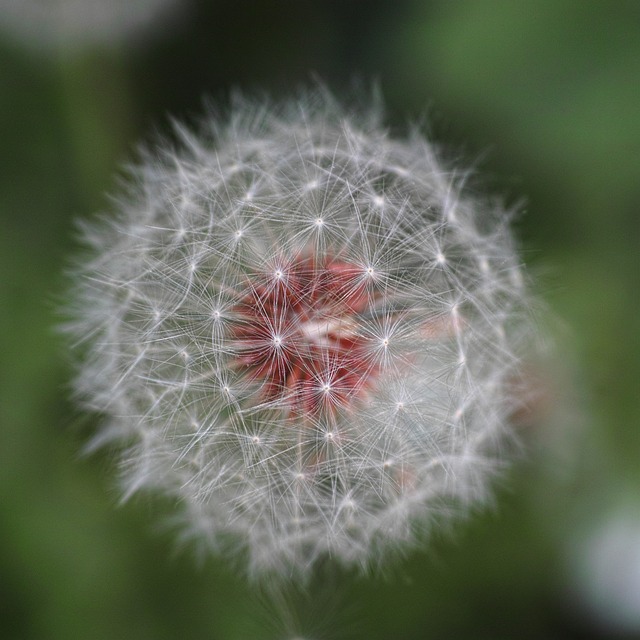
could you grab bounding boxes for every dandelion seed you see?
[65,86,534,580]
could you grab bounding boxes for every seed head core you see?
[230,254,382,416]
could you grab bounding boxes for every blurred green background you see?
[1,1,639,638]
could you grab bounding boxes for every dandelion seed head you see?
[66,86,534,580]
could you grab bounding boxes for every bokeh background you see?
[1,1,638,638]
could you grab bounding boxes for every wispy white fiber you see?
[65,86,534,580]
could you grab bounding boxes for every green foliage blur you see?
[1,1,638,638]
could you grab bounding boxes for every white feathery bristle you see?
[65,86,534,580]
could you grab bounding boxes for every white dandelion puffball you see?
[0,0,185,50]
[67,88,533,579]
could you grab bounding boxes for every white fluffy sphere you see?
[67,88,532,579]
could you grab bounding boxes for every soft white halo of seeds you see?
[66,88,532,579]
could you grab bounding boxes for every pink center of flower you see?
[230,255,382,416]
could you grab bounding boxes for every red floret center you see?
[230,254,381,416]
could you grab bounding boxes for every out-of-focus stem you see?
[55,46,135,208]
